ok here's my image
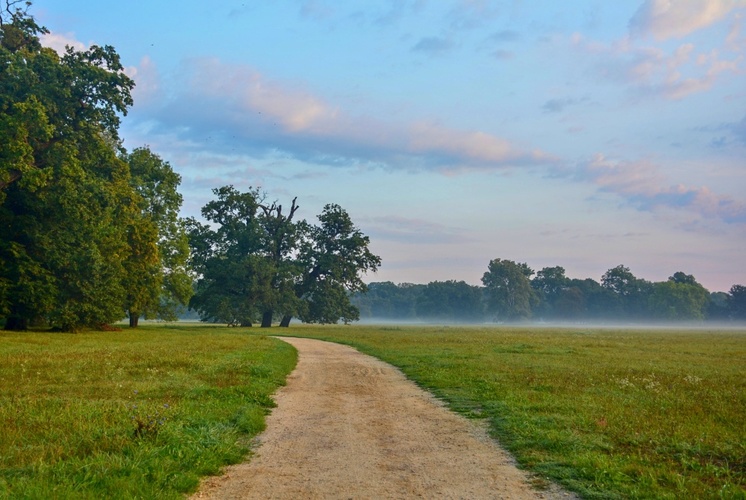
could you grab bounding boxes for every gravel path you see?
[192,337,576,499]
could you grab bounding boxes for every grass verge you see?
[0,324,296,499]
[282,324,745,499]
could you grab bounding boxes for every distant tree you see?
[708,291,729,320]
[669,271,698,286]
[728,285,746,320]
[648,277,710,321]
[352,282,422,320]
[532,266,570,318]
[565,278,617,320]
[601,265,637,296]
[553,287,586,319]
[188,187,379,327]
[187,187,279,327]
[482,259,535,321]
[601,265,651,319]
[415,280,484,322]
[121,147,193,327]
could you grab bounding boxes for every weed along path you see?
[193,337,574,499]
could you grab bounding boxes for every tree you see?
[648,278,710,321]
[601,265,651,319]
[1,3,136,331]
[0,4,132,198]
[728,285,746,320]
[531,266,569,318]
[567,277,612,319]
[708,291,729,320]
[187,187,269,326]
[351,282,421,320]
[286,204,381,326]
[188,187,380,327]
[122,147,192,327]
[482,259,535,321]
[669,271,698,286]
[414,280,484,322]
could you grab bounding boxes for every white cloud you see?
[126,56,161,106]
[571,32,741,100]
[629,0,746,40]
[40,31,88,54]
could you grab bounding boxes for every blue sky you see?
[34,0,746,292]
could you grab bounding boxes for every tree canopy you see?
[0,5,190,330]
[353,265,745,324]
[187,186,380,327]
[482,259,535,321]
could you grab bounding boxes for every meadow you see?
[287,324,746,499]
[0,325,296,498]
[0,324,744,499]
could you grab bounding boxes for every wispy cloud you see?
[130,57,552,173]
[366,215,470,245]
[629,0,746,40]
[299,0,335,21]
[489,29,520,43]
[732,113,746,144]
[542,97,588,113]
[571,32,741,100]
[575,154,746,224]
[448,0,501,30]
[411,36,455,55]
[126,56,161,105]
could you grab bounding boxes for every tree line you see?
[0,3,379,331]
[352,261,746,323]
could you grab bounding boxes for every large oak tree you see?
[0,4,189,330]
[187,186,380,327]
[0,3,137,330]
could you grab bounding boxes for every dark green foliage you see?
[649,276,710,320]
[355,267,744,324]
[122,147,192,327]
[0,6,189,331]
[352,281,421,320]
[188,186,380,327]
[482,259,536,321]
[728,284,746,320]
[0,5,138,330]
[415,280,484,322]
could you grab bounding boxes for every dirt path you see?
[193,337,576,499]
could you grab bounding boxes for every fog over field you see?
[356,317,746,331]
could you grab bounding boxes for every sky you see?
[32,0,746,292]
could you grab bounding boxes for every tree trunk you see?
[4,315,28,331]
[261,311,273,328]
[129,312,139,328]
[279,315,292,327]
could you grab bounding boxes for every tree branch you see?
[0,169,22,190]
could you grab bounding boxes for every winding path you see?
[193,337,575,499]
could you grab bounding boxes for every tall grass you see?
[286,324,746,499]
[0,324,296,498]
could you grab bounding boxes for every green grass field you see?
[0,324,296,499]
[1,324,744,499]
[284,324,746,500]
